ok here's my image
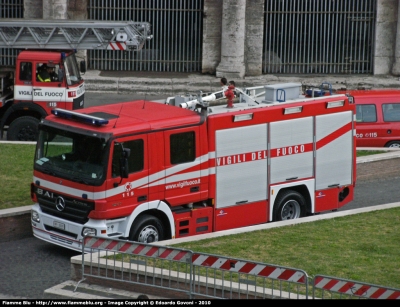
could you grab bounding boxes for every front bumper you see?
[31,203,121,252]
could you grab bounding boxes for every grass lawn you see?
[0,143,36,209]
[172,207,400,290]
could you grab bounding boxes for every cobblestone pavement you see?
[0,237,79,299]
[357,157,400,182]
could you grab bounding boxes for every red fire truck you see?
[0,19,151,141]
[30,82,356,251]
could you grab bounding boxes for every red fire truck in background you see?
[30,82,356,251]
[340,88,400,148]
[0,19,151,141]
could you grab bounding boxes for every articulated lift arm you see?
[0,19,152,51]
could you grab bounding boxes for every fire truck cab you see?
[30,83,356,251]
[0,19,152,141]
[344,89,400,148]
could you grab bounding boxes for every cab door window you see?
[170,131,195,164]
[19,62,32,81]
[112,139,144,178]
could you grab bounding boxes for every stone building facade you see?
[21,0,400,78]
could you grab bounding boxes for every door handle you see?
[138,195,147,202]
[190,186,199,192]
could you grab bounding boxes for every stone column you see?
[43,0,68,19]
[374,0,397,75]
[67,0,89,64]
[202,0,223,75]
[245,0,264,76]
[24,0,43,18]
[392,2,400,75]
[216,0,246,79]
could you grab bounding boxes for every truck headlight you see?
[31,210,40,223]
[82,228,96,237]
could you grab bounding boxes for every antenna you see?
[113,104,123,128]
[142,93,147,109]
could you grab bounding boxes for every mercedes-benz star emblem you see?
[56,196,66,212]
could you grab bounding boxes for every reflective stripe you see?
[38,74,50,82]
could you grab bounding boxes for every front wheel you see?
[273,190,306,221]
[129,214,164,243]
[386,141,400,148]
[7,116,39,141]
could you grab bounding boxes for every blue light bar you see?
[51,108,109,126]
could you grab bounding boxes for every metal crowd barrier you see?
[75,235,400,300]
[313,275,400,299]
[75,236,195,298]
[190,252,308,299]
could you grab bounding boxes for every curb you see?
[82,71,400,96]
[43,280,164,300]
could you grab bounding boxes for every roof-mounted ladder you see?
[0,19,152,51]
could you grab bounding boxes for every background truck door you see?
[32,62,66,108]
[14,61,33,102]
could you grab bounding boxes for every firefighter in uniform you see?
[37,64,51,82]
[224,82,235,108]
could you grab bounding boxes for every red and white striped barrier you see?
[192,253,307,284]
[107,42,127,50]
[314,275,400,299]
[84,236,192,262]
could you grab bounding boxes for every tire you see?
[7,116,40,141]
[273,190,306,221]
[386,141,400,148]
[129,214,164,243]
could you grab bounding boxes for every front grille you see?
[36,188,94,224]
[45,225,78,239]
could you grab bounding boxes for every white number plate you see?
[53,221,65,230]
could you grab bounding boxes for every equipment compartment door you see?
[215,124,268,208]
[315,111,353,190]
[270,117,314,184]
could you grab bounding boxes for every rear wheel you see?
[7,116,39,141]
[129,214,164,243]
[273,190,306,221]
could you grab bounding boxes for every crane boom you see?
[0,19,152,51]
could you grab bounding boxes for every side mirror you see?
[119,148,131,178]
[80,60,86,73]
[58,68,64,82]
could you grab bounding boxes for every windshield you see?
[64,53,82,86]
[34,126,109,186]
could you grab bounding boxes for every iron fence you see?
[0,0,23,66]
[87,0,204,72]
[263,0,376,74]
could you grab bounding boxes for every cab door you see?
[105,136,149,217]
[14,61,33,102]
[163,127,202,206]
[32,62,66,109]
[355,103,382,147]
